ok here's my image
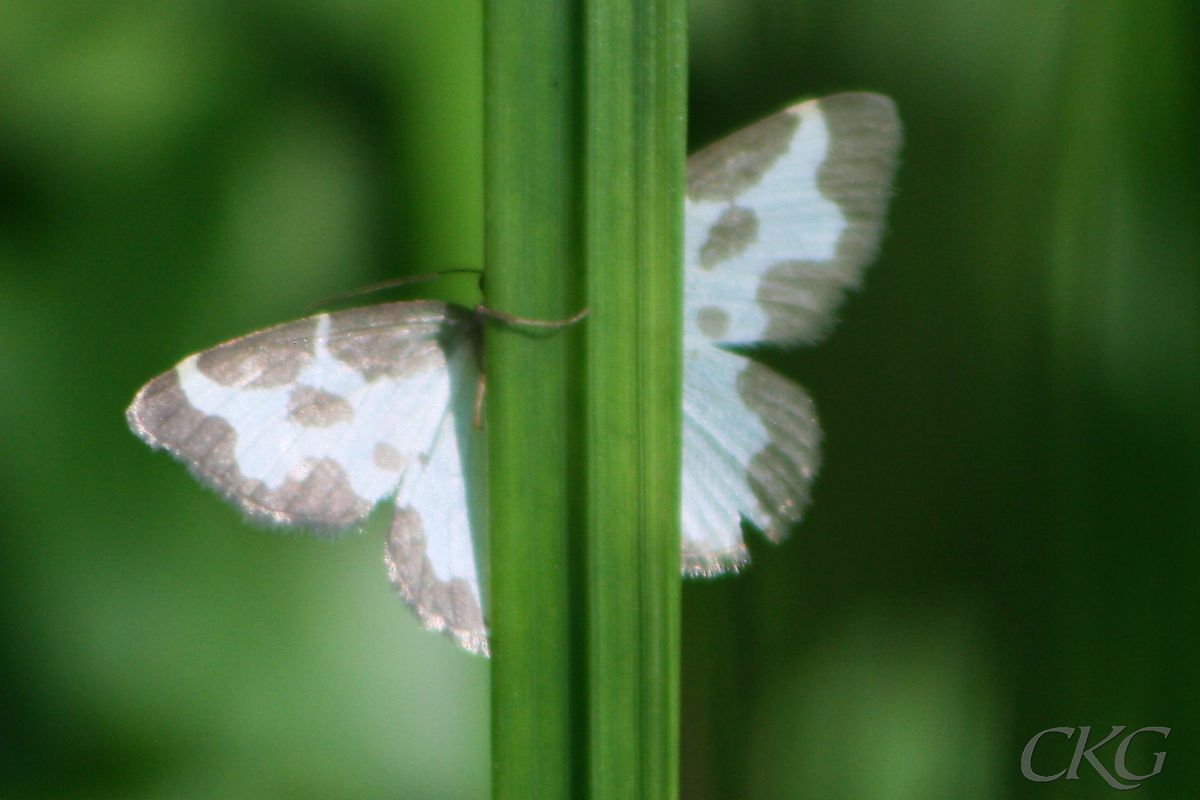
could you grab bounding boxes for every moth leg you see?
[473,303,589,329]
[473,371,487,430]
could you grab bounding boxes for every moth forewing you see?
[683,92,901,349]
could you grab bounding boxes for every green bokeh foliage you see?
[1,1,1196,798]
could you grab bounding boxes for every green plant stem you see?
[485,0,684,796]
[583,2,685,799]
[485,2,582,797]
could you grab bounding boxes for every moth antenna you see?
[307,268,485,312]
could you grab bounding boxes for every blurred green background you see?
[2,1,1196,797]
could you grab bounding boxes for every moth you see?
[127,93,901,656]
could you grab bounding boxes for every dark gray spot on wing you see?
[687,109,800,202]
[374,442,405,472]
[696,306,731,339]
[288,385,353,427]
[385,506,489,655]
[755,259,851,343]
[268,457,371,527]
[327,301,470,381]
[196,318,318,388]
[757,94,901,344]
[815,93,901,243]
[735,360,822,543]
[699,206,759,269]
[126,369,372,529]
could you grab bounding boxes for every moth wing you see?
[128,300,490,653]
[681,345,821,575]
[684,92,901,348]
[678,93,899,572]
[127,300,475,529]
[384,339,490,655]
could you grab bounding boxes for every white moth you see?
[127,93,901,656]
